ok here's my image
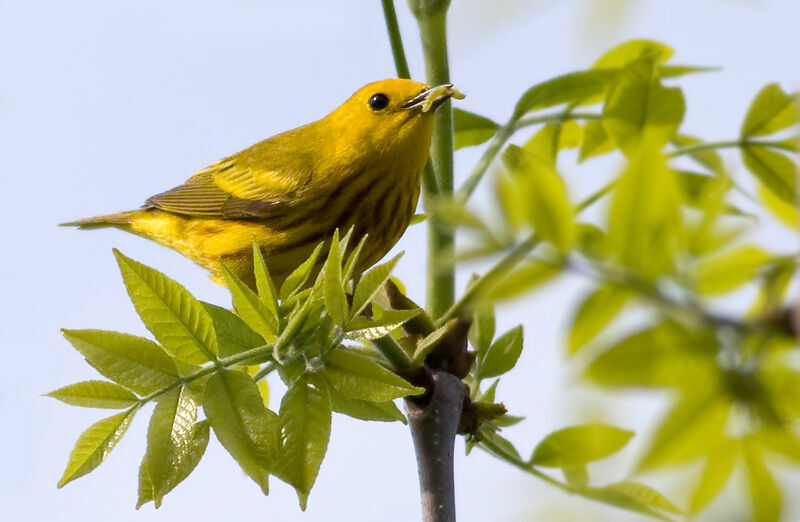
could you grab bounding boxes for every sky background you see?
[2,0,799,520]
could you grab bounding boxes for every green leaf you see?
[530,424,634,467]
[220,263,277,342]
[323,348,422,401]
[412,320,457,366]
[61,329,179,395]
[682,175,752,218]
[741,145,797,204]
[585,324,716,389]
[592,481,681,516]
[342,233,368,282]
[603,58,685,156]
[278,373,332,508]
[350,254,402,320]
[322,231,348,326]
[138,420,209,509]
[252,239,279,323]
[479,380,500,403]
[568,284,631,354]
[741,83,799,138]
[345,309,420,340]
[689,439,738,515]
[58,406,139,487]
[676,171,726,206]
[280,242,323,300]
[659,64,721,78]
[478,425,522,462]
[479,325,523,378]
[638,389,729,471]
[274,292,316,350]
[522,122,581,166]
[486,259,562,301]
[749,259,797,316]
[757,181,799,230]
[143,385,200,507]
[496,168,527,229]
[502,145,575,252]
[607,145,682,279]
[432,198,493,232]
[46,380,139,409]
[579,120,615,162]
[201,302,265,358]
[512,69,618,121]
[329,389,406,423]
[692,244,772,296]
[562,465,589,488]
[468,303,495,355]
[114,249,216,364]
[744,442,782,522]
[672,134,724,174]
[337,225,355,254]
[756,426,800,463]
[409,213,427,225]
[454,108,500,149]
[203,370,277,495]
[592,39,674,69]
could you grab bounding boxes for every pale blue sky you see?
[2,1,799,521]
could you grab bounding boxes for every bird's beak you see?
[401,84,465,112]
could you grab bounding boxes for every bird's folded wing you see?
[144,156,306,220]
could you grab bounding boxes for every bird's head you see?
[324,79,464,161]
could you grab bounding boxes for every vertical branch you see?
[381,0,411,79]
[405,371,464,522]
[410,0,456,319]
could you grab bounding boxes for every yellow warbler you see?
[63,79,463,288]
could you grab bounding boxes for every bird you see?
[62,79,463,289]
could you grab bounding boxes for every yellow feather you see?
[63,79,462,288]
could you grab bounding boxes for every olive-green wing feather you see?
[145,131,315,220]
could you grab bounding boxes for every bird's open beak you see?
[401,84,465,112]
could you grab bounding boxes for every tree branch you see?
[405,371,465,522]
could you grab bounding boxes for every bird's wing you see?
[144,137,313,220]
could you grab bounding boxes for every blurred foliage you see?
[442,38,800,521]
[52,233,424,509]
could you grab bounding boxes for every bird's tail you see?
[59,211,138,229]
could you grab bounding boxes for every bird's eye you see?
[368,93,390,111]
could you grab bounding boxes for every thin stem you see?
[456,124,513,202]
[575,180,616,213]
[477,434,672,521]
[565,257,776,336]
[414,5,455,319]
[371,334,413,369]
[457,112,601,202]
[252,361,277,382]
[381,0,411,79]
[513,111,602,131]
[137,344,275,405]
[437,235,541,326]
[477,432,568,493]
[669,138,797,158]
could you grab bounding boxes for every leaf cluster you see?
[51,232,425,509]
[433,38,799,520]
